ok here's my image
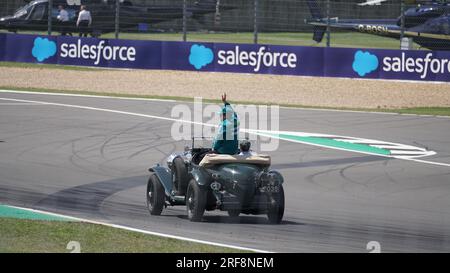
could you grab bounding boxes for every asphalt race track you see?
[1,91,450,252]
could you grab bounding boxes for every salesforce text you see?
[383,52,450,79]
[217,46,297,72]
[60,40,136,65]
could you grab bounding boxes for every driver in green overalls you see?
[212,93,239,155]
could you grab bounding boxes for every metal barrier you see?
[0,1,449,50]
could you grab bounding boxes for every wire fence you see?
[0,0,449,50]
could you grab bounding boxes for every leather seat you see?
[199,153,271,167]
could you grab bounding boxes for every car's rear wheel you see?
[186,179,206,222]
[146,174,165,215]
[267,185,285,224]
[172,157,189,195]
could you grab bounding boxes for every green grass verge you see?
[1,86,449,117]
[0,218,244,253]
[0,61,104,71]
[104,32,415,50]
[1,30,419,50]
[393,107,450,116]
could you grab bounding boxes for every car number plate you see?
[262,185,280,193]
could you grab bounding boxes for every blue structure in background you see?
[138,23,149,32]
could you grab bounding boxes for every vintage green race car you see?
[146,139,285,224]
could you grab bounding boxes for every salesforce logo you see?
[383,52,450,79]
[188,44,298,72]
[352,49,450,79]
[352,50,379,77]
[189,44,214,70]
[60,40,136,65]
[32,37,57,62]
[218,46,297,72]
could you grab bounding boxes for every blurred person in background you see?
[57,5,71,36]
[76,5,92,37]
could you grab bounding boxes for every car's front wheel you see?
[146,174,165,215]
[186,179,207,222]
[267,185,285,224]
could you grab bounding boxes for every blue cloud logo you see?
[352,50,379,77]
[189,44,214,70]
[32,37,56,62]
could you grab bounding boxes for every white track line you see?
[0,102,42,106]
[1,89,450,118]
[400,157,450,167]
[3,204,270,253]
[1,96,449,168]
[0,97,211,126]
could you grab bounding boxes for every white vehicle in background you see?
[358,0,388,6]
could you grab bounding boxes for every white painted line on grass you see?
[1,96,449,168]
[3,204,271,253]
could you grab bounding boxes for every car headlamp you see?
[210,181,221,191]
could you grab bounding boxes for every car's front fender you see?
[268,170,284,185]
[149,165,172,196]
[190,167,211,189]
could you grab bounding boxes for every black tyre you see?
[186,179,207,222]
[227,210,240,218]
[146,174,165,215]
[267,185,285,224]
[172,157,189,195]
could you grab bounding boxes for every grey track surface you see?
[1,91,450,252]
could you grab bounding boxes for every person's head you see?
[240,140,251,152]
[58,5,64,10]
[80,5,86,11]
